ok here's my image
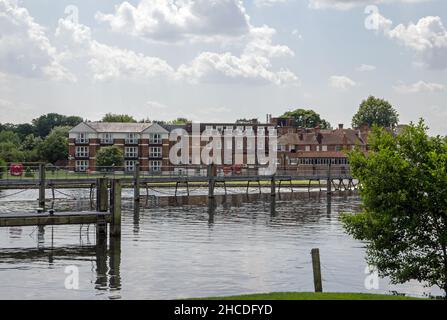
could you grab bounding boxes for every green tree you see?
[0,130,20,146]
[341,120,447,297]
[96,146,124,169]
[0,157,6,174]
[38,126,70,164]
[352,96,399,129]
[32,113,83,137]
[0,142,25,162]
[102,113,136,123]
[281,109,331,129]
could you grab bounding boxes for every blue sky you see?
[0,0,446,134]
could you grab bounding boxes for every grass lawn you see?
[200,292,425,300]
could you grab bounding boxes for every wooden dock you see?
[0,211,111,227]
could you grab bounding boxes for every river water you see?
[0,187,442,299]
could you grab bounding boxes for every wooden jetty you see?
[0,178,122,238]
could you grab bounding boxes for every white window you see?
[77,133,88,143]
[305,145,311,152]
[75,146,89,157]
[150,160,162,172]
[225,140,233,150]
[322,145,328,152]
[316,145,320,152]
[125,147,138,158]
[246,140,254,150]
[126,133,138,144]
[125,160,136,172]
[149,133,162,144]
[76,160,88,172]
[150,147,162,158]
[236,140,244,150]
[257,138,265,150]
[102,133,113,144]
[215,139,222,149]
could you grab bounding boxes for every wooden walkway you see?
[0,211,111,227]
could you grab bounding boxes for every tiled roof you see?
[85,122,152,133]
[278,128,367,146]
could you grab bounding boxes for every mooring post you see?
[311,248,323,293]
[327,163,332,195]
[208,164,215,199]
[110,179,122,237]
[96,178,109,212]
[270,175,276,196]
[134,162,140,204]
[38,163,46,210]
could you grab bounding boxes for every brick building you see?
[69,122,169,172]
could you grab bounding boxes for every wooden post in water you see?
[134,162,140,204]
[327,163,332,195]
[208,164,215,199]
[96,178,109,212]
[270,175,276,196]
[311,248,323,293]
[110,179,122,237]
[38,163,46,210]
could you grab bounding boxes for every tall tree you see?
[38,126,70,164]
[102,113,137,123]
[32,113,83,137]
[341,120,447,297]
[352,96,399,129]
[281,109,331,129]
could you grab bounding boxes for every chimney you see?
[338,123,344,130]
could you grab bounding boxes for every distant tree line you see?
[0,96,402,166]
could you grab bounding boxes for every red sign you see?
[10,164,24,176]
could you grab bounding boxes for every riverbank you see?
[201,292,426,300]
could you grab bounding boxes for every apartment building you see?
[68,122,169,172]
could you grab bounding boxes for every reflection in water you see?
[0,189,443,299]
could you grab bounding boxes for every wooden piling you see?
[96,178,109,212]
[270,176,276,196]
[110,179,122,237]
[327,163,332,195]
[38,163,46,210]
[311,248,323,293]
[134,162,140,203]
[208,164,215,199]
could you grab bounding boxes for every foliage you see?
[0,130,20,146]
[37,126,70,164]
[32,113,83,137]
[0,142,25,163]
[0,158,6,172]
[102,113,136,123]
[281,109,331,129]
[352,96,399,129]
[341,120,447,296]
[236,118,259,124]
[96,146,124,169]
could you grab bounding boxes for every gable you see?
[69,122,96,133]
[142,123,169,134]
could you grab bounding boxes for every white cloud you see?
[385,16,447,69]
[0,0,76,82]
[393,80,445,93]
[357,64,376,72]
[329,75,357,90]
[56,18,176,81]
[309,0,432,10]
[95,0,251,43]
[56,18,298,86]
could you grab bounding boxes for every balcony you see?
[75,153,89,159]
[75,139,89,145]
[125,139,139,145]
[100,139,114,145]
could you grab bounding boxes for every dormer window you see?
[126,133,138,144]
[150,133,162,144]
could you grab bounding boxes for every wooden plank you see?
[0,211,111,227]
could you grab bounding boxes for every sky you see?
[0,0,446,135]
